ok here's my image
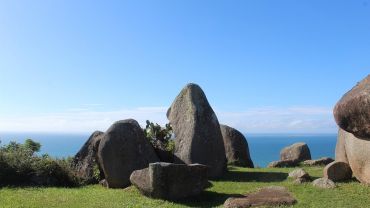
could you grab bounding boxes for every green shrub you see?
[143,120,174,152]
[0,139,80,187]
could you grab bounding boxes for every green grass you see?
[0,166,369,208]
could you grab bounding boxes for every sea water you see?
[0,132,336,167]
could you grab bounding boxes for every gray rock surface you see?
[323,161,352,182]
[220,124,254,168]
[72,131,104,183]
[98,119,159,188]
[267,160,299,168]
[280,142,311,162]
[312,178,336,189]
[167,83,227,178]
[303,157,334,166]
[334,75,370,139]
[288,168,310,180]
[130,162,209,200]
[223,186,297,208]
[335,129,370,184]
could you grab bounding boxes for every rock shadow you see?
[216,170,288,182]
[174,191,243,207]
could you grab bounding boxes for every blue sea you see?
[0,132,337,167]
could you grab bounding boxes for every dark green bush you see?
[143,120,174,152]
[0,139,80,187]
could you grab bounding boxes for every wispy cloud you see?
[0,106,336,133]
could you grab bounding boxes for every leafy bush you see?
[143,120,174,152]
[0,139,80,187]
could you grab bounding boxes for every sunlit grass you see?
[0,166,369,208]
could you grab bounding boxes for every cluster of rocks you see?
[268,142,335,168]
[329,75,370,185]
[288,168,337,189]
[72,83,254,199]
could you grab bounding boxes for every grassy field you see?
[0,166,369,208]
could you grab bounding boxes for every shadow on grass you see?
[174,191,243,207]
[215,170,288,182]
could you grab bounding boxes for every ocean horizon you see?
[0,132,337,167]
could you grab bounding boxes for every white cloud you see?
[0,106,337,134]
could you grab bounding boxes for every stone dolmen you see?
[72,83,254,200]
[328,74,370,184]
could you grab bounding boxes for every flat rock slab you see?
[130,162,209,200]
[267,159,299,168]
[224,186,297,208]
[303,157,334,166]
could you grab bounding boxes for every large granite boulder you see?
[224,186,297,208]
[167,83,227,178]
[334,75,370,139]
[220,124,254,168]
[323,161,352,182]
[97,119,159,188]
[130,162,209,200]
[335,128,370,184]
[280,142,311,162]
[72,131,104,183]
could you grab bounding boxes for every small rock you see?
[288,168,310,180]
[312,178,336,189]
[280,142,311,162]
[323,161,352,182]
[303,157,334,166]
[130,162,209,200]
[294,177,311,184]
[267,160,299,168]
[223,186,297,208]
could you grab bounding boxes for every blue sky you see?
[0,0,369,133]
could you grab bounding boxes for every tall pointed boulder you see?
[167,83,227,178]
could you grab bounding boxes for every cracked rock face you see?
[167,83,227,178]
